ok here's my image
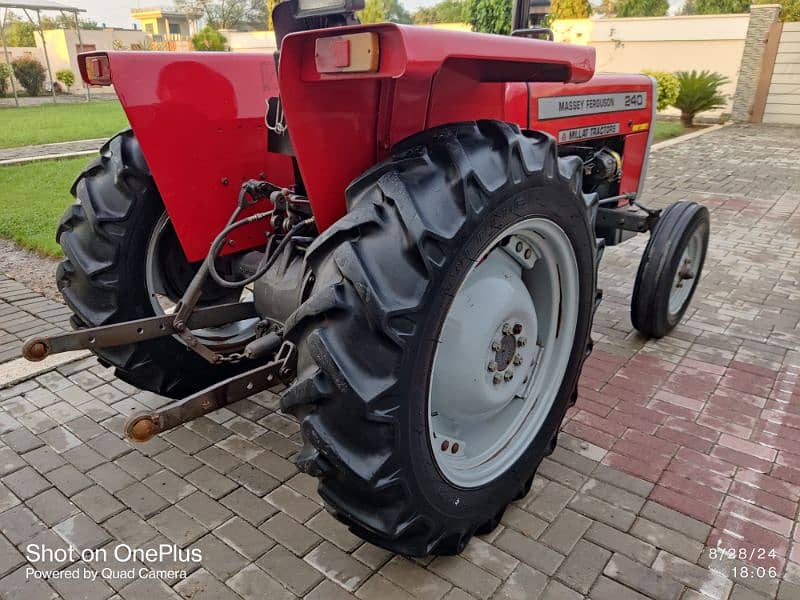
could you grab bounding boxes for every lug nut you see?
[441,440,449,451]
[451,443,459,454]
[493,373,503,385]
[504,370,514,381]
[517,336,528,347]
[524,249,532,259]
[502,323,511,335]
[491,341,501,351]
[487,361,498,372]
[515,241,523,252]
[513,355,522,366]
[513,323,523,334]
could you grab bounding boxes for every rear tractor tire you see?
[281,121,599,556]
[56,130,257,398]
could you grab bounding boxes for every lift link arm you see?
[125,340,296,443]
[22,302,259,362]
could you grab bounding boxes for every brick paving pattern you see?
[0,275,72,363]
[0,124,798,599]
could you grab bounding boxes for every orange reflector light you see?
[631,122,650,132]
[315,32,379,74]
[82,54,112,86]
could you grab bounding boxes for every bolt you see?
[23,340,48,361]
[512,323,523,334]
[515,241,523,252]
[517,336,528,347]
[504,370,514,381]
[493,373,503,385]
[502,322,511,335]
[524,248,532,259]
[491,341,501,351]
[451,443,459,454]
[227,239,235,246]
[441,440,450,451]
[174,320,186,332]
[487,361,498,372]
[220,177,229,186]
[513,355,522,366]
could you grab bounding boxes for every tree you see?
[360,0,387,22]
[463,0,511,34]
[192,25,228,50]
[414,0,465,23]
[56,68,75,92]
[594,0,617,17]
[680,0,748,13]
[0,63,11,96]
[359,0,412,23]
[40,15,101,30]
[551,0,592,19]
[4,20,35,46]
[11,56,45,95]
[175,0,264,30]
[615,0,668,16]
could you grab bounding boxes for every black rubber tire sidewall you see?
[631,202,710,338]
[57,130,257,398]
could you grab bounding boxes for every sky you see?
[47,0,686,29]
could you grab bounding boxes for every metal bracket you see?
[596,204,661,234]
[22,302,258,362]
[125,341,297,443]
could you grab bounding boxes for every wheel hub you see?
[428,218,580,488]
[430,250,538,421]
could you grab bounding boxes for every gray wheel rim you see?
[145,212,258,350]
[428,217,580,488]
[668,228,702,316]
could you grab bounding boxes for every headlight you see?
[296,0,364,17]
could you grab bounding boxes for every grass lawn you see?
[0,101,128,148]
[653,120,686,143]
[0,157,85,256]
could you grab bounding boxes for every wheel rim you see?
[428,218,580,488]
[668,227,703,316]
[145,212,259,350]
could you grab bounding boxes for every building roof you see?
[131,7,188,19]
[0,0,85,12]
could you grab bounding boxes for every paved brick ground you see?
[0,124,798,600]
[0,275,71,363]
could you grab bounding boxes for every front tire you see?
[282,121,598,556]
[631,201,710,338]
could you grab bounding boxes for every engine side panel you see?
[530,75,655,198]
[101,51,295,262]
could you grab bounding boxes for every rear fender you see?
[82,51,295,262]
[278,24,596,232]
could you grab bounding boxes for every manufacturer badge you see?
[558,123,621,143]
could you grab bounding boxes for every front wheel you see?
[631,201,710,338]
[281,121,598,556]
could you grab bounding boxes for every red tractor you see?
[23,0,709,556]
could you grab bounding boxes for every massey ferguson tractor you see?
[22,0,709,556]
